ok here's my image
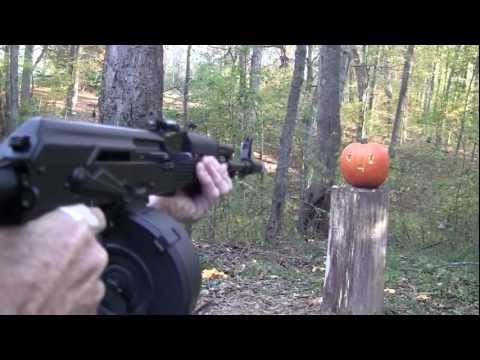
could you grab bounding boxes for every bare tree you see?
[297,45,342,239]
[238,45,249,131]
[436,45,461,146]
[265,45,307,242]
[182,45,193,236]
[99,45,164,128]
[183,45,192,126]
[383,46,394,124]
[6,45,19,134]
[351,46,369,141]
[339,45,352,102]
[367,46,381,112]
[246,46,262,135]
[1,46,8,133]
[389,45,415,158]
[456,54,479,155]
[65,45,80,117]
[20,45,34,110]
[422,47,439,122]
[299,45,316,200]
[30,45,48,92]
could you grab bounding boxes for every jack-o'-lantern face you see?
[340,142,390,189]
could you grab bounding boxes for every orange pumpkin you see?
[340,142,390,189]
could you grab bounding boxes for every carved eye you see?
[368,154,374,164]
[346,153,353,162]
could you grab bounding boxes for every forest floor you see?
[192,240,479,315]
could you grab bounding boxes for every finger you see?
[197,162,220,204]
[58,204,106,235]
[70,239,109,290]
[220,163,233,191]
[203,158,231,195]
[68,280,106,315]
[147,195,166,209]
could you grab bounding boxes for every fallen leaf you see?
[384,288,396,294]
[307,297,323,306]
[416,293,431,301]
[202,268,229,280]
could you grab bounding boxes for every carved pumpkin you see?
[340,142,389,189]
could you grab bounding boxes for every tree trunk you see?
[183,45,192,126]
[30,45,48,94]
[431,48,447,141]
[351,46,369,141]
[389,45,415,158]
[246,46,262,135]
[298,45,342,239]
[339,45,352,103]
[65,45,81,117]
[422,53,438,121]
[32,45,48,71]
[320,186,389,315]
[181,45,193,236]
[20,45,34,111]
[238,46,249,131]
[455,54,478,155]
[436,45,461,147]
[298,46,316,229]
[265,45,306,242]
[348,67,355,104]
[401,97,409,144]
[99,45,164,128]
[7,45,19,134]
[383,47,393,124]
[367,46,381,112]
[1,46,8,134]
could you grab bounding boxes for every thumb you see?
[58,204,106,235]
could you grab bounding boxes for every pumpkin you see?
[339,142,390,189]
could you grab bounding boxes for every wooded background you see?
[0,45,478,314]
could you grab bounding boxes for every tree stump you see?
[320,185,389,315]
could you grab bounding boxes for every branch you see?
[32,45,48,71]
[435,262,479,268]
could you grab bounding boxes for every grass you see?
[384,247,478,314]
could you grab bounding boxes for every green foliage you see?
[387,142,479,260]
[385,249,478,314]
[192,173,272,246]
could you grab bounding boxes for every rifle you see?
[0,116,263,315]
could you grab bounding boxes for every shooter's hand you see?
[148,156,233,223]
[0,204,108,315]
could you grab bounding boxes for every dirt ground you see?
[192,241,479,315]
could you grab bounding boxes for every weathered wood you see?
[320,185,389,315]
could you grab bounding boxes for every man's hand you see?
[0,204,108,315]
[148,156,233,223]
